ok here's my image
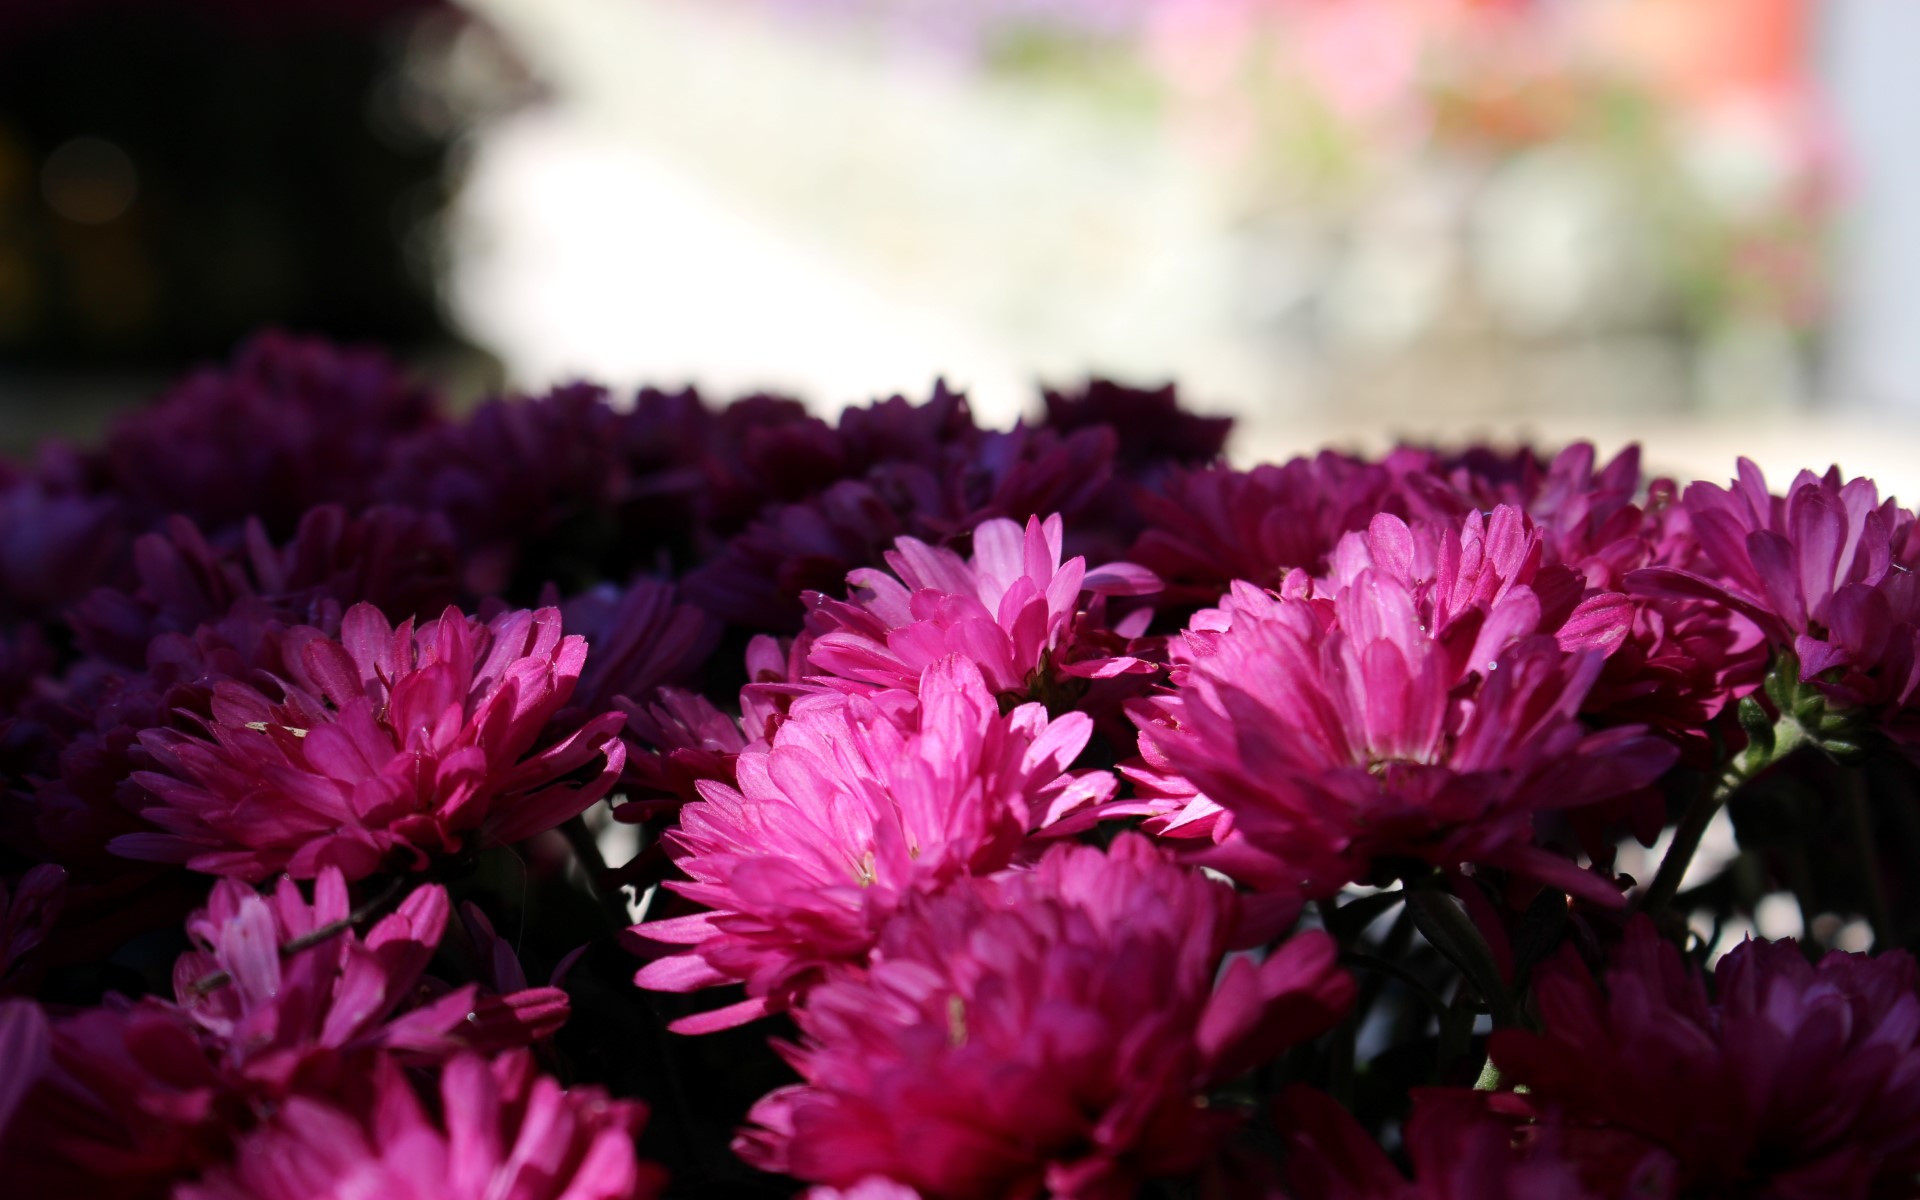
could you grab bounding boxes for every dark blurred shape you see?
[0,0,455,365]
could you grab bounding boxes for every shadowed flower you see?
[174,1050,663,1200]
[112,603,625,882]
[559,577,721,721]
[104,331,442,538]
[0,447,127,625]
[0,864,64,994]
[1128,454,1397,607]
[737,834,1353,1198]
[631,656,1114,1032]
[1133,566,1674,900]
[174,870,566,1094]
[1278,1085,1677,1200]
[71,505,460,670]
[805,513,1160,701]
[1491,917,1920,1197]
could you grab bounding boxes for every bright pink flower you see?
[111,603,626,882]
[0,872,571,1199]
[632,656,1114,1032]
[1491,918,1920,1196]
[1629,460,1920,742]
[1133,567,1675,901]
[1278,1085,1677,1200]
[737,834,1353,1198]
[173,869,565,1094]
[1324,506,1636,664]
[174,1050,663,1200]
[805,513,1159,700]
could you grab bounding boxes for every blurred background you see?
[2,0,1918,491]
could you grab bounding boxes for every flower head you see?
[174,1051,663,1200]
[104,331,441,538]
[1279,1085,1677,1200]
[805,513,1159,700]
[113,603,625,882]
[1629,460,1920,745]
[1491,917,1920,1195]
[1135,563,1674,900]
[737,834,1353,1198]
[632,656,1113,1031]
[174,870,566,1094]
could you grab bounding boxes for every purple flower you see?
[70,505,460,669]
[736,834,1353,1198]
[1491,918,1920,1196]
[559,578,720,721]
[1278,1085,1677,1199]
[112,603,625,882]
[631,656,1114,1032]
[104,331,442,538]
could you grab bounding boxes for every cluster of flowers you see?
[3,330,1919,1198]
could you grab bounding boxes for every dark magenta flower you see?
[104,331,442,538]
[0,448,127,625]
[736,834,1353,1198]
[1491,918,1920,1197]
[173,1050,663,1200]
[112,603,625,882]
[1128,453,1397,607]
[1279,1085,1677,1200]
[632,656,1113,1032]
[70,505,460,669]
[0,865,64,994]
[559,577,720,720]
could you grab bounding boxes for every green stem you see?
[1640,714,1808,917]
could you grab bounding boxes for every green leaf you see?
[1406,888,1513,1026]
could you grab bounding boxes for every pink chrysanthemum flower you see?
[174,869,566,1094]
[1133,564,1675,901]
[1491,918,1920,1196]
[632,656,1114,1032]
[1629,460,1920,743]
[1323,506,1636,663]
[0,873,568,1199]
[737,834,1354,1198]
[804,513,1159,700]
[111,603,626,882]
[174,1050,664,1200]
